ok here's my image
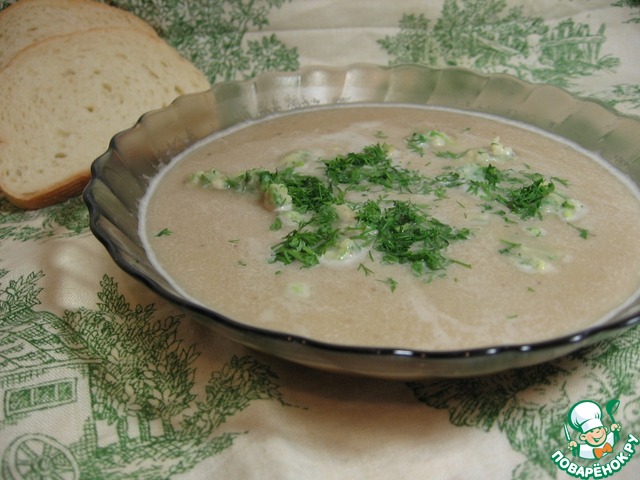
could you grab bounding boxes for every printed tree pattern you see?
[378,0,639,108]
[63,276,198,451]
[377,0,616,85]
[0,269,44,323]
[407,325,640,479]
[182,355,289,438]
[106,0,299,83]
[0,196,89,242]
[1,1,640,479]
[613,0,640,23]
[0,272,289,479]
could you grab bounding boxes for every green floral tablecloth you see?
[1,1,639,479]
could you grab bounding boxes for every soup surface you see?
[141,105,640,350]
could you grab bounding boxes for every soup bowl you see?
[84,64,640,379]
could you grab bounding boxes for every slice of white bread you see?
[0,0,158,70]
[0,27,210,209]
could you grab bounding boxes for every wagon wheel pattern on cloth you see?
[3,434,80,480]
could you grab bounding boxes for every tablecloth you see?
[1,1,639,479]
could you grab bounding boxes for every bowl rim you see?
[84,63,640,376]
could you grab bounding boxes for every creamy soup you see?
[141,105,640,350]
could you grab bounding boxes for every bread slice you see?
[0,0,158,70]
[0,27,210,209]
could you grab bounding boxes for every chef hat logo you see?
[568,400,604,434]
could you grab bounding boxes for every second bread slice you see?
[0,0,159,70]
[0,27,210,209]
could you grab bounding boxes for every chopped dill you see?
[354,200,471,274]
[435,150,468,159]
[499,239,521,254]
[405,132,428,156]
[378,277,398,292]
[270,216,283,231]
[497,176,555,220]
[374,130,388,139]
[567,222,590,239]
[191,130,588,286]
[324,143,427,193]
[358,263,374,276]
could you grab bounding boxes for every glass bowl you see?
[84,64,640,379]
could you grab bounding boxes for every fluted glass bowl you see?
[84,64,640,379]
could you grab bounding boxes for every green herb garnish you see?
[435,150,468,159]
[497,176,555,220]
[270,216,283,231]
[374,130,388,139]
[191,131,588,284]
[405,130,450,156]
[358,263,374,276]
[405,132,428,156]
[324,143,427,193]
[567,222,590,239]
[499,239,521,254]
[271,220,340,267]
[378,277,399,292]
[355,200,470,274]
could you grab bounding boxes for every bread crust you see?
[3,172,91,210]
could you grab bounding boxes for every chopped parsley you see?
[155,228,172,237]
